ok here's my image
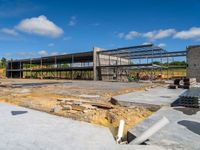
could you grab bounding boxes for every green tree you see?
[169,61,186,66]
[153,61,161,65]
[0,57,6,68]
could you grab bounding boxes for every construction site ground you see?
[0,102,165,150]
[128,107,200,150]
[0,79,157,140]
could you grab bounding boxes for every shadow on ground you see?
[11,111,28,115]
[178,120,200,136]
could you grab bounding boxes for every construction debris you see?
[52,106,62,113]
[79,94,100,99]
[63,105,72,110]
[57,98,113,111]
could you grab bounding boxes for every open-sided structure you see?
[6,44,187,81]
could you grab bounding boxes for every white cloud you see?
[117,29,176,41]
[5,50,62,59]
[16,52,34,58]
[92,23,100,26]
[142,42,152,45]
[158,43,166,48]
[48,43,54,47]
[117,31,140,40]
[143,29,176,40]
[143,31,155,39]
[4,53,12,58]
[125,31,140,40]
[174,27,200,40]
[38,50,48,56]
[1,28,18,36]
[63,36,72,41]
[16,15,63,38]
[50,52,59,56]
[68,16,77,26]
[117,33,125,38]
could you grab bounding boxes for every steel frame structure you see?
[97,44,187,80]
[6,44,187,81]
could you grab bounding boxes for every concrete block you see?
[63,105,72,110]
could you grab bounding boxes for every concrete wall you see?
[187,45,200,82]
[93,47,103,80]
[93,47,130,81]
[97,54,129,66]
[98,54,130,81]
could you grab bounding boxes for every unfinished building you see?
[6,44,187,81]
[187,45,200,82]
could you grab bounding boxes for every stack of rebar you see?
[179,87,200,108]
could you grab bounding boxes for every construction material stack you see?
[182,78,197,89]
[169,78,197,89]
[179,87,200,108]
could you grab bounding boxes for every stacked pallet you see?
[179,87,200,108]
[182,78,197,89]
[170,78,197,89]
[168,78,182,89]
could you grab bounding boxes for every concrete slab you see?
[128,107,200,150]
[0,103,164,150]
[111,87,185,107]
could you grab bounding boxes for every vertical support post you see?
[160,50,163,79]
[71,54,74,80]
[109,55,111,66]
[54,56,57,79]
[93,47,102,81]
[20,61,22,79]
[167,55,169,80]
[151,49,153,81]
[11,59,13,78]
[116,52,119,81]
[172,57,174,77]
[30,59,32,79]
[40,57,43,79]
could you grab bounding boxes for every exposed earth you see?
[0,79,156,140]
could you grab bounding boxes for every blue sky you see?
[0,0,200,59]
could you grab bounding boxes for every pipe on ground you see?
[132,116,169,145]
[116,120,125,143]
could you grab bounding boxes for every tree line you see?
[153,61,186,66]
[0,57,6,69]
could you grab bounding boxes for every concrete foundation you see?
[111,87,185,107]
[128,107,200,150]
[0,102,164,150]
